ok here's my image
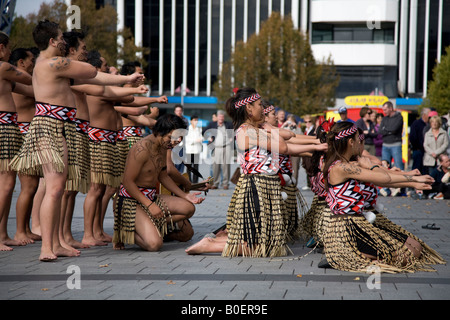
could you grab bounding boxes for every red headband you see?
[335,125,357,140]
[234,93,261,109]
[263,105,275,115]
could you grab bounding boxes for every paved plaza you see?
[1,164,449,305]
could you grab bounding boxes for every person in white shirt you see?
[185,115,203,183]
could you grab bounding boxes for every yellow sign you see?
[344,95,389,106]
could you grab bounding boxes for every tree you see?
[213,12,339,116]
[423,45,450,115]
[9,0,149,68]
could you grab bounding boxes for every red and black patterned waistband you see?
[34,102,76,122]
[88,126,117,143]
[0,111,18,125]
[74,118,89,134]
[119,184,157,201]
[123,126,143,137]
[18,122,30,134]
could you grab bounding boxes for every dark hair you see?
[153,114,187,137]
[302,120,330,177]
[224,87,259,130]
[9,48,31,66]
[359,106,372,118]
[120,61,141,75]
[0,31,9,46]
[383,101,394,109]
[191,114,199,120]
[322,121,358,189]
[28,47,40,58]
[173,104,183,112]
[63,31,85,56]
[87,50,102,68]
[33,20,60,51]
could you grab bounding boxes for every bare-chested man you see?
[61,32,148,251]
[9,21,144,261]
[9,48,40,245]
[0,32,33,251]
[113,114,205,251]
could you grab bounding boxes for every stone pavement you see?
[1,164,449,304]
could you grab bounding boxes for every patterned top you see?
[236,124,280,175]
[310,155,327,198]
[278,153,292,174]
[326,160,378,215]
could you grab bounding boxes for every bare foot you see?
[113,242,125,250]
[53,245,81,257]
[14,232,35,245]
[66,238,90,249]
[0,243,13,251]
[1,237,26,247]
[39,249,57,262]
[185,238,214,255]
[82,236,107,247]
[98,232,112,243]
[26,231,41,241]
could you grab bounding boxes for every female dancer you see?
[322,121,445,273]
[186,89,325,256]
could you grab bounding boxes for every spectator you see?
[303,114,315,136]
[337,106,355,123]
[372,112,384,158]
[185,115,203,183]
[380,101,404,170]
[423,115,449,174]
[424,153,450,199]
[355,106,376,155]
[409,108,430,174]
[276,109,286,128]
[173,104,188,173]
[206,110,233,189]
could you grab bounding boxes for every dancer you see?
[301,119,334,250]
[322,121,445,273]
[113,114,205,251]
[9,48,41,245]
[262,101,310,242]
[0,33,33,251]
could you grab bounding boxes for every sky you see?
[14,0,50,17]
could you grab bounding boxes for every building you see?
[0,0,16,35]
[98,0,450,115]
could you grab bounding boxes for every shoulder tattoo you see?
[338,162,362,175]
[49,57,71,71]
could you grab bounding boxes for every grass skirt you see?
[281,184,309,242]
[66,129,90,193]
[9,116,78,178]
[301,196,331,246]
[0,123,22,173]
[222,174,290,258]
[89,139,121,188]
[322,212,446,273]
[115,139,128,183]
[113,195,173,245]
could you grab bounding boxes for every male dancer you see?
[9,21,144,261]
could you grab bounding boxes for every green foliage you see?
[423,46,450,115]
[10,0,149,68]
[213,12,339,116]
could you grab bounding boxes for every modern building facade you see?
[98,0,450,113]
